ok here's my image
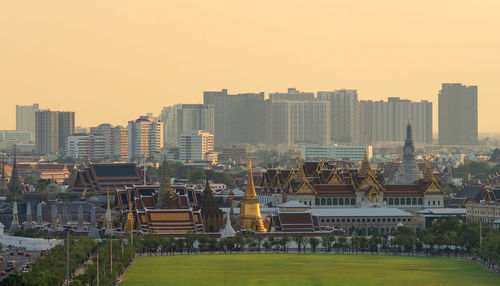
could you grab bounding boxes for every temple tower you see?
[124,191,135,232]
[105,190,112,229]
[391,122,421,184]
[51,205,58,229]
[37,202,43,224]
[200,177,224,232]
[239,158,267,232]
[8,146,20,193]
[26,201,32,222]
[10,201,21,231]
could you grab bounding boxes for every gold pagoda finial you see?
[125,189,134,232]
[239,157,267,232]
[107,187,110,210]
[359,144,371,177]
[423,157,434,182]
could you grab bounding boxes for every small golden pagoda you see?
[124,191,135,232]
[239,158,267,232]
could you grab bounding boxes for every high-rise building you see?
[66,133,106,160]
[179,130,216,163]
[317,90,359,144]
[265,98,330,146]
[203,89,265,148]
[301,145,372,162]
[35,110,59,155]
[90,124,128,159]
[159,104,214,145]
[438,83,478,146]
[127,115,163,160]
[0,130,33,150]
[16,104,39,135]
[58,111,75,154]
[359,98,432,145]
[269,88,315,101]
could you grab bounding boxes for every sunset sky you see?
[1,0,499,132]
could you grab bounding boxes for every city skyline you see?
[1,1,500,133]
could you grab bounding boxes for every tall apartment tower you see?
[159,104,214,145]
[35,110,59,155]
[58,111,75,154]
[203,89,265,148]
[265,95,331,146]
[269,88,315,101]
[438,83,478,146]
[359,98,432,145]
[127,116,163,160]
[317,90,359,144]
[180,130,216,162]
[16,104,39,135]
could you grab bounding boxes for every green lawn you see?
[120,254,500,286]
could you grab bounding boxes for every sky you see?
[1,0,499,132]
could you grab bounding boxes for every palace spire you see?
[239,158,267,232]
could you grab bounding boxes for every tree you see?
[308,237,319,253]
[392,226,416,253]
[321,235,334,252]
[293,234,305,253]
[263,240,272,253]
[279,235,291,253]
[490,148,500,163]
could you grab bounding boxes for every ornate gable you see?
[423,178,445,195]
[328,171,344,185]
[295,178,317,195]
[357,172,384,192]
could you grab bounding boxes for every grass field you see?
[120,254,500,286]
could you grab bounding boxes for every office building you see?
[16,104,39,135]
[0,130,34,150]
[301,145,372,162]
[203,89,265,148]
[66,133,106,160]
[90,124,128,159]
[159,104,214,145]
[179,130,216,163]
[359,97,432,144]
[317,90,359,144]
[438,83,478,146]
[127,115,163,160]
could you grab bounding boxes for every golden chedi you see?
[239,158,267,232]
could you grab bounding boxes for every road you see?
[0,249,41,281]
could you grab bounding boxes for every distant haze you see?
[1,1,499,132]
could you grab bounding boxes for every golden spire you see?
[125,189,134,232]
[239,157,267,232]
[423,158,434,182]
[107,188,110,210]
[359,144,371,177]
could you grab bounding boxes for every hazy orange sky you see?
[1,0,499,132]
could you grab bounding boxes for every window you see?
[326,219,330,223]
[406,198,411,205]
[401,198,405,205]
[357,218,360,222]
[351,198,356,205]
[321,198,326,206]
[362,218,366,222]
[412,198,417,205]
[389,198,393,205]
[392,218,396,222]
[321,219,325,223]
[402,218,406,222]
[341,219,345,222]
[333,198,338,205]
[345,198,350,206]
[327,198,332,205]
[377,218,381,222]
[408,218,412,222]
[418,198,423,205]
[347,219,351,222]
[339,199,344,206]
[397,218,401,222]
[433,201,436,206]
[315,198,320,205]
[382,218,386,222]
[428,201,430,206]
[395,198,400,205]
[438,200,440,206]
